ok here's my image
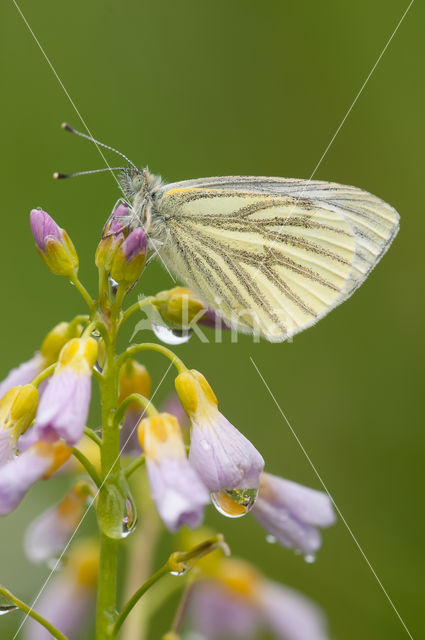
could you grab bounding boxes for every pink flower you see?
[0,353,44,399]
[24,540,98,640]
[252,472,336,555]
[187,558,331,640]
[30,209,79,277]
[138,412,209,532]
[33,337,98,445]
[24,483,89,565]
[0,441,71,515]
[0,384,38,465]
[175,370,264,493]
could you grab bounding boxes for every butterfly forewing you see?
[156,186,366,340]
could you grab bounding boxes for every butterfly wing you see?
[155,178,399,341]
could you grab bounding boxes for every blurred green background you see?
[1,1,424,638]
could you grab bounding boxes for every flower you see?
[0,440,72,515]
[153,286,229,330]
[30,209,79,277]
[24,539,99,640]
[95,203,128,271]
[110,228,147,286]
[32,337,98,445]
[175,370,264,496]
[187,558,330,640]
[24,482,90,564]
[0,354,44,399]
[0,384,38,465]
[257,580,329,640]
[252,472,336,555]
[138,412,209,532]
[119,359,151,452]
[0,321,84,400]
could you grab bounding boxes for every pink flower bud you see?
[30,209,79,277]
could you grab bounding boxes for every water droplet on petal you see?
[122,496,137,538]
[151,323,192,345]
[266,535,277,544]
[304,553,316,564]
[211,488,258,518]
[0,595,17,615]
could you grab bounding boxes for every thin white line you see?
[309,0,414,181]
[11,0,125,195]
[250,356,414,640]
[249,0,414,288]
[12,361,174,639]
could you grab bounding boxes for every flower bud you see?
[119,359,151,409]
[153,287,227,330]
[40,321,83,367]
[0,384,38,464]
[30,209,79,277]
[110,228,147,286]
[95,203,128,271]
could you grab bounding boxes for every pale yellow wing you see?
[156,187,363,341]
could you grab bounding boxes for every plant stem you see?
[70,273,96,312]
[84,427,103,447]
[31,363,56,387]
[95,309,121,639]
[0,585,68,640]
[71,447,102,487]
[124,455,145,479]
[119,296,155,328]
[114,393,158,427]
[117,343,187,374]
[113,564,170,637]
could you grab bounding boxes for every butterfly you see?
[59,125,400,342]
[118,169,399,342]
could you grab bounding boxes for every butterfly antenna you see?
[61,122,138,170]
[53,167,125,180]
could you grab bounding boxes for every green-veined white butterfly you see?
[58,125,400,342]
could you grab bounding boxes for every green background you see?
[1,1,423,638]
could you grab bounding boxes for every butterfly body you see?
[119,169,399,342]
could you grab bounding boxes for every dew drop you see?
[266,535,277,544]
[151,323,192,345]
[0,595,17,615]
[91,329,101,339]
[211,488,258,518]
[94,361,103,373]
[304,553,316,564]
[108,275,119,297]
[121,496,137,538]
[170,563,189,577]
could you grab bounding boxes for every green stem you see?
[71,447,102,487]
[84,427,103,447]
[0,585,68,640]
[112,565,170,637]
[114,394,158,426]
[124,455,145,479]
[70,273,96,312]
[31,363,56,387]
[95,307,121,639]
[117,343,187,374]
[119,296,155,328]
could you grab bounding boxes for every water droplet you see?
[151,323,192,345]
[97,482,137,540]
[122,496,137,538]
[266,535,277,544]
[94,361,103,373]
[0,595,17,615]
[304,553,316,564]
[211,488,258,518]
[108,275,119,297]
[91,329,101,339]
[170,563,189,577]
